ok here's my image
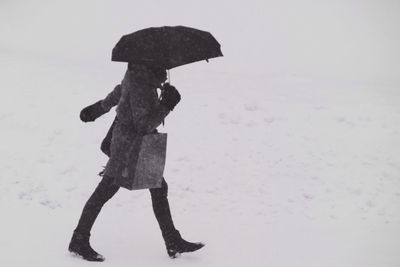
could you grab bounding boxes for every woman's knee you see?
[150,179,168,199]
[92,175,120,201]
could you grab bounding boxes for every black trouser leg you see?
[149,178,177,239]
[75,175,120,235]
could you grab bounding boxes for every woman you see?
[69,63,204,262]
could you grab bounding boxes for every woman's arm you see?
[101,84,122,112]
[80,84,122,122]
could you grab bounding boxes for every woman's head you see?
[128,63,167,84]
[151,68,167,84]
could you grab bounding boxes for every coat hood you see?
[124,64,164,88]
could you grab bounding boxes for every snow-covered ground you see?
[1,1,400,266]
[1,52,399,267]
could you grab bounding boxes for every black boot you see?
[69,176,120,262]
[164,230,205,258]
[150,179,204,258]
[68,230,105,262]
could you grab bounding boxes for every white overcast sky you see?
[1,0,399,84]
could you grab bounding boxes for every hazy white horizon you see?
[1,0,399,85]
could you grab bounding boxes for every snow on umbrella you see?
[112,26,223,69]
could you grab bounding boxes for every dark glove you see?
[80,100,107,122]
[160,83,181,111]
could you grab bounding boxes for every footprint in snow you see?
[65,186,77,192]
[335,116,356,126]
[176,156,190,162]
[0,113,12,120]
[219,113,241,125]
[303,193,314,200]
[244,103,260,112]
[336,116,346,123]
[264,117,275,124]
[47,129,64,143]
[18,191,33,200]
[365,200,375,208]
[246,121,257,127]
[40,199,61,209]
[59,166,78,175]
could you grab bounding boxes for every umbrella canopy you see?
[112,26,223,70]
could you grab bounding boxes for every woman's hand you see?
[160,83,181,111]
[80,101,107,122]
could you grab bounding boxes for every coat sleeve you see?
[129,88,170,134]
[100,84,122,112]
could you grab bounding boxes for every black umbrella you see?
[112,26,223,70]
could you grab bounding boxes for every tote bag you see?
[115,133,167,190]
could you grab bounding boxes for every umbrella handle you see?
[167,69,171,84]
